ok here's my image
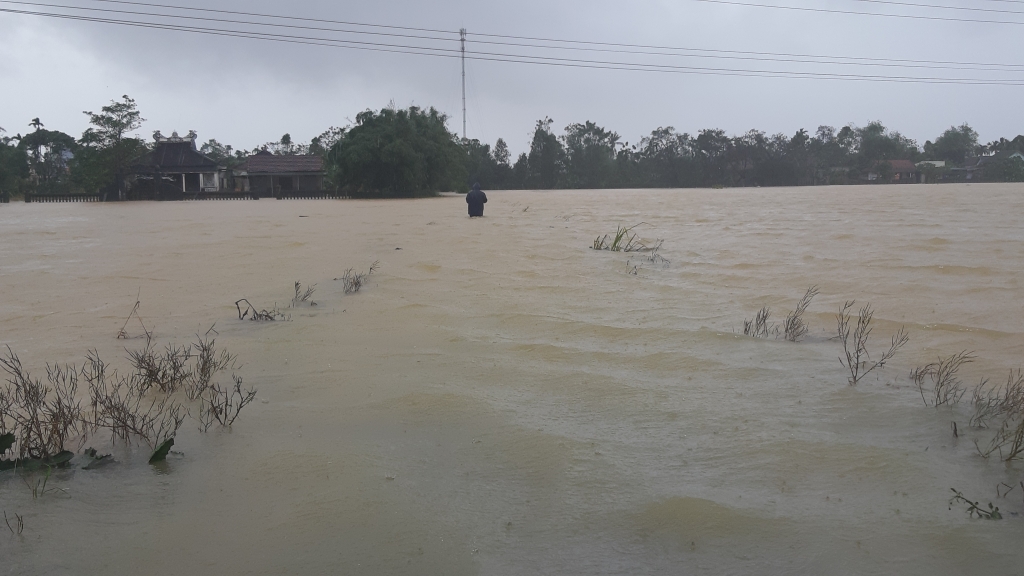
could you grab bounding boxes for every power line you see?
[2,6,1024,85]
[686,0,1024,25]
[4,0,1023,71]
[67,0,1024,24]
[841,0,1024,17]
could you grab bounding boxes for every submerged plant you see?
[836,301,909,385]
[292,281,317,306]
[200,374,257,427]
[592,224,649,253]
[337,261,380,294]
[235,299,289,321]
[4,510,24,535]
[911,351,975,407]
[743,306,776,339]
[970,370,1024,429]
[783,286,819,342]
[0,349,83,460]
[116,293,151,340]
[949,488,1002,519]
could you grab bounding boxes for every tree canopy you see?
[75,95,148,198]
[5,99,1024,199]
[326,106,466,198]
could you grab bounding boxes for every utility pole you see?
[460,28,467,140]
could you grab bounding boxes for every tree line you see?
[463,119,1024,191]
[2,98,1023,200]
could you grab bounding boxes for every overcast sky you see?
[1,0,1022,155]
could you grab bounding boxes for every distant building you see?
[131,131,226,199]
[232,151,326,197]
[916,160,947,184]
[952,150,1024,180]
[867,159,918,183]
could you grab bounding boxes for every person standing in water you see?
[466,182,487,217]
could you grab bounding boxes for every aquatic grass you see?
[235,299,289,322]
[4,510,24,535]
[970,370,1024,429]
[645,242,670,267]
[976,412,1024,462]
[911,351,975,407]
[292,281,317,306]
[592,224,650,253]
[21,465,67,499]
[742,306,776,339]
[783,286,819,342]
[836,301,909,385]
[337,261,380,294]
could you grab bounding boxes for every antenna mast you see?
[460,28,467,139]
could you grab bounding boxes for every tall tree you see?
[490,138,513,189]
[524,118,566,189]
[924,124,979,164]
[562,121,619,189]
[327,105,466,197]
[17,124,77,193]
[309,127,346,156]
[694,128,732,186]
[77,95,147,198]
[461,138,499,189]
[0,127,29,199]
[635,127,695,188]
[855,121,919,168]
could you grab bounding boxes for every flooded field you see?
[1,185,1023,574]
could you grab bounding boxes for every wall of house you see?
[246,174,325,196]
[248,175,273,197]
[299,175,323,191]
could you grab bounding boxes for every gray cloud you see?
[1,0,1021,155]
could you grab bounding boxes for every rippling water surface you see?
[1,185,1023,574]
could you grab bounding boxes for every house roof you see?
[132,141,221,173]
[887,159,917,172]
[240,152,324,174]
[959,150,1024,170]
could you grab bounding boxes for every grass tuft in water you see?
[783,286,819,342]
[836,301,908,385]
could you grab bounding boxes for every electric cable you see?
[1,5,1023,85]
[3,0,1023,71]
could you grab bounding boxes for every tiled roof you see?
[887,160,917,172]
[243,153,324,174]
[133,142,220,171]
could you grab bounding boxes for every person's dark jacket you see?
[466,185,487,217]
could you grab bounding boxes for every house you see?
[232,151,326,197]
[916,160,946,184]
[952,150,1024,180]
[131,131,226,199]
[867,159,918,183]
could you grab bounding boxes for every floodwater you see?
[1,185,1023,575]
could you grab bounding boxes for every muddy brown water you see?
[1,185,1023,574]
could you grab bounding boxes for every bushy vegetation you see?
[463,120,1024,190]
[4,98,1023,200]
[0,336,252,469]
[325,106,467,198]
